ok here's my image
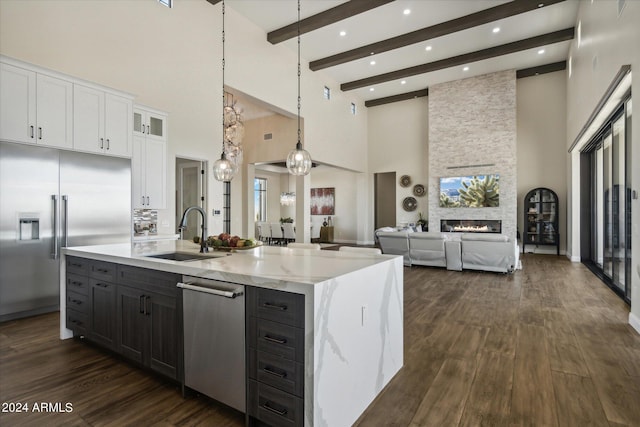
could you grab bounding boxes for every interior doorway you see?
[176,158,207,239]
[374,172,396,230]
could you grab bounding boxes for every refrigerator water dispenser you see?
[19,215,40,240]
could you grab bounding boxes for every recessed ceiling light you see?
[538,49,545,54]
[369,87,375,92]
[401,80,406,85]
[370,52,375,55]
[425,45,432,51]
[403,9,411,15]
[463,66,469,71]
[339,31,346,37]
[370,60,376,65]
[538,3,545,7]
[493,27,500,33]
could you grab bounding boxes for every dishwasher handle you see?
[177,282,243,299]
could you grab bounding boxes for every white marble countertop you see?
[63,240,397,293]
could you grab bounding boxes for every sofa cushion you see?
[409,232,446,241]
[461,233,509,242]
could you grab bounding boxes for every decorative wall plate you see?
[413,184,426,197]
[399,175,411,187]
[402,196,417,212]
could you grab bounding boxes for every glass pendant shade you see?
[286,142,312,176]
[213,152,237,182]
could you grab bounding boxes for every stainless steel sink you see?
[144,252,227,262]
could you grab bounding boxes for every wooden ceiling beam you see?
[365,61,567,107]
[341,27,574,91]
[365,88,429,108]
[267,0,396,45]
[516,60,566,78]
[310,0,566,71]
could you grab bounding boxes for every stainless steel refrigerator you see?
[0,141,131,321]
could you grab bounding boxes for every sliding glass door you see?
[584,97,631,303]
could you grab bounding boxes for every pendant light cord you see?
[297,0,301,148]
[221,0,226,156]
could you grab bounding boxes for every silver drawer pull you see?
[263,302,287,311]
[263,335,287,345]
[68,298,82,304]
[262,401,287,417]
[69,280,84,286]
[263,366,286,378]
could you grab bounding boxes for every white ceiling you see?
[226,0,580,105]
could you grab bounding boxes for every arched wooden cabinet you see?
[523,187,559,255]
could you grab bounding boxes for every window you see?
[254,178,267,222]
[350,102,357,115]
[323,86,331,100]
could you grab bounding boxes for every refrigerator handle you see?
[62,195,69,248]
[51,195,58,259]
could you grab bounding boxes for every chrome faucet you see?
[178,206,208,253]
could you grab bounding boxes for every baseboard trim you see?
[630,312,640,335]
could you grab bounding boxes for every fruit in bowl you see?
[207,234,259,249]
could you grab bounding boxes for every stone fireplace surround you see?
[441,219,502,234]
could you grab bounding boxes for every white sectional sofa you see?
[460,233,519,273]
[407,232,447,268]
[376,230,519,273]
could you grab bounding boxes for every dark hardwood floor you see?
[2,254,639,426]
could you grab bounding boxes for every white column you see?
[243,164,255,239]
[295,173,311,243]
[568,150,581,262]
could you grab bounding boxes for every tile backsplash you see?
[133,209,158,236]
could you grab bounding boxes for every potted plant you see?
[280,217,294,224]
[416,213,427,232]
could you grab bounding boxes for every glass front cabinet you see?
[523,187,559,255]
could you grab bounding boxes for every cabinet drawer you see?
[117,265,180,295]
[66,273,89,296]
[249,288,304,328]
[66,291,88,313]
[89,260,117,282]
[249,318,304,363]
[248,380,303,427]
[66,256,90,275]
[249,350,303,398]
[66,309,88,336]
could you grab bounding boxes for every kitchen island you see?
[60,240,403,427]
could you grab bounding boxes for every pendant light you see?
[213,0,237,182]
[286,0,312,176]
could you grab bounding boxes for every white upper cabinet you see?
[132,106,167,209]
[0,62,73,149]
[74,83,132,157]
[134,108,166,142]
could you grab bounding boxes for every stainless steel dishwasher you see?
[178,276,245,412]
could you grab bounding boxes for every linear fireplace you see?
[441,219,502,233]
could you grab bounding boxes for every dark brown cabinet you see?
[247,287,305,427]
[523,187,559,255]
[88,278,117,350]
[116,265,181,380]
[65,256,181,382]
[65,256,117,351]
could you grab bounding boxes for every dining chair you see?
[270,223,284,245]
[282,223,296,244]
[257,223,270,245]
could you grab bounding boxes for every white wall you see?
[517,71,567,254]
[0,0,368,238]
[309,167,361,243]
[566,0,639,330]
[368,97,429,227]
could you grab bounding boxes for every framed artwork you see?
[310,187,335,215]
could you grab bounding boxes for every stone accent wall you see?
[428,70,517,239]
